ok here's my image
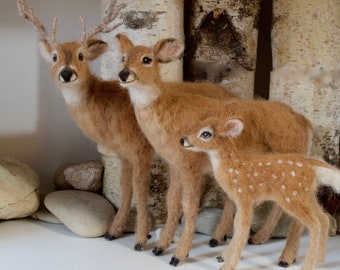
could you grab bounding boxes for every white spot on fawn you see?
[265,161,271,166]
[281,185,286,190]
[293,190,298,196]
[253,172,259,177]
[235,170,240,175]
[272,174,278,179]
[296,162,303,167]
[249,185,254,190]
[238,188,242,193]
[258,183,264,187]
[291,171,296,177]
[258,162,263,166]
[285,197,291,203]
[228,168,233,174]
[277,159,283,164]
[288,160,293,165]
[232,179,238,184]
[282,172,285,177]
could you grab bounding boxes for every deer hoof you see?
[134,243,144,251]
[152,247,164,256]
[169,256,180,266]
[278,261,289,268]
[104,232,117,241]
[216,255,225,263]
[209,238,219,247]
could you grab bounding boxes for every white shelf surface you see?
[0,219,339,270]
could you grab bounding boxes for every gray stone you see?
[0,155,40,219]
[44,190,115,237]
[54,163,74,190]
[64,161,103,192]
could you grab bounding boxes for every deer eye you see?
[200,131,212,140]
[142,56,152,65]
[52,53,58,62]
[78,53,84,61]
[121,56,125,63]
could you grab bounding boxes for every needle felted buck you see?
[180,116,340,270]
[17,0,156,251]
[116,34,314,266]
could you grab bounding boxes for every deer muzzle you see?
[59,67,78,83]
[119,69,137,84]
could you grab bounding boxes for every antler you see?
[80,0,126,45]
[17,0,57,46]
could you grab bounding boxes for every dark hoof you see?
[216,255,224,263]
[278,261,289,268]
[152,247,164,256]
[104,232,117,241]
[169,256,180,266]
[134,243,144,251]
[209,238,219,248]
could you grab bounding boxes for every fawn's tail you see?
[310,158,340,193]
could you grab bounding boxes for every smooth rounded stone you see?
[44,190,115,237]
[31,205,62,224]
[0,155,40,219]
[193,207,224,236]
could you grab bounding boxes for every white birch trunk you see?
[185,0,261,99]
[270,0,340,166]
[99,0,184,225]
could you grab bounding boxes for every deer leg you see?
[280,202,321,270]
[132,154,152,251]
[219,200,253,270]
[312,200,329,264]
[249,203,283,245]
[210,195,235,247]
[153,166,183,256]
[169,171,205,266]
[278,219,304,267]
[105,159,133,240]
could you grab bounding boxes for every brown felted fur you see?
[181,117,339,270]
[116,34,314,266]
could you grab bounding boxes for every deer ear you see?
[224,119,244,138]
[83,39,108,61]
[38,40,53,63]
[153,38,184,63]
[115,33,133,54]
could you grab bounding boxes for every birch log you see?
[184,0,261,99]
[99,0,184,225]
[270,0,340,167]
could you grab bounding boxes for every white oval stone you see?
[44,190,115,237]
[0,155,40,219]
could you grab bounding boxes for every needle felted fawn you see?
[17,0,155,251]
[180,116,340,270]
[116,34,314,266]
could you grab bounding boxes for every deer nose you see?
[59,67,78,83]
[119,69,130,83]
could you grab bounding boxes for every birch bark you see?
[270,0,340,166]
[184,0,261,99]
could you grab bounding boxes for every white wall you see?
[0,0,104,194]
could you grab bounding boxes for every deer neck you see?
[127,81,162,109]
[60,74,95,107]
[209,145,244,182]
